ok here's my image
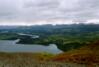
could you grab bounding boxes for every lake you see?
[0,40,62,54]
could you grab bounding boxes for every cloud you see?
[0,0,99,24]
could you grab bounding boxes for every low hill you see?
[52,40,99,64]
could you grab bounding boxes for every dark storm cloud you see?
[0,0,99,24]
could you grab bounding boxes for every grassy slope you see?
[0,53,88,67]
[52,40,99,65]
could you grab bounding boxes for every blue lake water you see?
[0,40,62,54]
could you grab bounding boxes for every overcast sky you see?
[0,0,99,25]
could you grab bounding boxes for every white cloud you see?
[0,0,99,25]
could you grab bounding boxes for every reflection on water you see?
[0,40,62,54]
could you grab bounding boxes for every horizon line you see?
[0,23,98,26]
